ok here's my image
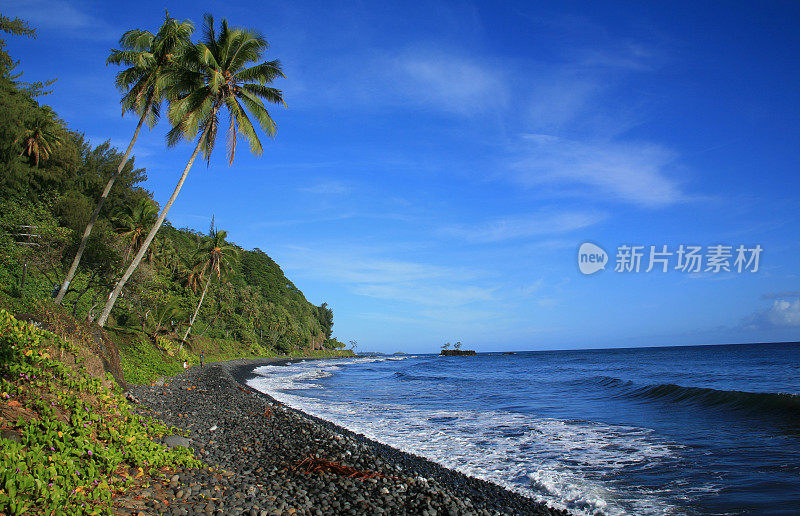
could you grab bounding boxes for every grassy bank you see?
[113,329,354,386]
[1,293,354,386]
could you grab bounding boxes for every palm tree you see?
[97,14,285,327]
[177,250,203,292]
[181,223,237,346]
[153,237,180,273]
[54,12,193,305]
[146,299,183,342]
[14,111,62,167]
[112,198,157,263]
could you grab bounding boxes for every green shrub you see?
[0,310,202,514]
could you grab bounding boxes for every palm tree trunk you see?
[96,121,212,328]
[180,276,210,350]
[54,99,153,305]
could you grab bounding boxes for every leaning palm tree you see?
[96,14,285,327]
[181,224,237,347]
[14,111,62,167]
[54,12,194,305]
[112,198,157,263]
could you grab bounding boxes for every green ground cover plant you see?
[0,310,202,514]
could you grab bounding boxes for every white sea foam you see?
[247,358,688,515]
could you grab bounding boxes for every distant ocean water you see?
[246,344,800,515]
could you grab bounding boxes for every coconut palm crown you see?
[15,111,62,167]
[194,224,237,282]
[107,11,195,127]
[166,13,285,164]
[112,198,157,263]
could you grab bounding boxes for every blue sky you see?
[3,0,799,352]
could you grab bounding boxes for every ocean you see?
[246,343,800,515]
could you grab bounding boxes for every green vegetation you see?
[0,309,201,514]
[55,12,195,306]
[0,12,354,514]
[96,13,287,327]
[0,13,352,387]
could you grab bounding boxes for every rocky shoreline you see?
[124,359,568,516]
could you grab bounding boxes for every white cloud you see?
[388,51,508,115]
[567,41,658,72]
[503,39,690,207]
[743,298,800,329]
[443,210,605,243]
[511,134,685,207]
[519,279,544,296]
[762,291,800,299]
[526,74,603,132]
[768,300,800,326]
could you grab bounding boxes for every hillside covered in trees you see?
[0,14,347,383]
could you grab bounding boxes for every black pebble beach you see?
[127,359,569,516]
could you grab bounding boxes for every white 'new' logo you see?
[578,243,607,275]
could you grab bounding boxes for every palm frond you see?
[233,59,285,85]
[117,29,154,52]
[240,83,285,106]
[108,15,194,117]
[230,96,264,156]
[238,89,277,137]
[202,13,218,56]
[164,15,285,165]
[224,96,239,164]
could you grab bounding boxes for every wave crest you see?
[591,376,800,419]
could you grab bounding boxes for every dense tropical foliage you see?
[0,14,346,369]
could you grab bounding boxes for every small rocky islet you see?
[123,359,567,516]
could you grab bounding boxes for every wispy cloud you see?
[566,40,659,72]
[510,134,685,207]
[249,214,356,229]
[288,46,507,117]
[491,33,693,208]
[3,0,118,41]
[442,210,605,243]
[354,283,497,307]
[279,245,492,307]
[386,50,508,115]
[519,279,544,296]
[525,74,604,134]
[282,245,473,283]
[761,291,800,300]
[299,180,352,195]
